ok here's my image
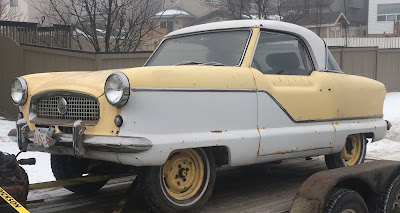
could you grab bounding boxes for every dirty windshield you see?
[146,30,251,66]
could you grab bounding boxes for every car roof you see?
[166,20,327,70]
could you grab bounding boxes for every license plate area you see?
[34,127,55,147]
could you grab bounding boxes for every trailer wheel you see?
[139,148,216,213]
[376,172,400,213]
[325,134,366,169]
[50,155,108,194]
[324,188,369,213]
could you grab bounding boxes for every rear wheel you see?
[324,188,369,213]
[325,134,367,169]
[50,155,108,194]
[139,148,216,213]
[376,172,400,213]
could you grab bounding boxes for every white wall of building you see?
[368,0,400,35]
[2,0,29,21]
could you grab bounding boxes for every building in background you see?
[154,6,196,33]
[283,12,350,38]
[368,0,400,36]
[280,0,368,37]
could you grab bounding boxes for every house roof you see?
[154,6,196,18]
[167,20,327,70]
[283,12,350,28]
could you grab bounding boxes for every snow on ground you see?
[0,92,400,183]
[367,92,400,161]
[0,117,55,184]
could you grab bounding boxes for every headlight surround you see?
[104,73,130,107]
[11,77,28,106]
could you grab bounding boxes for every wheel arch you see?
[203,146,231,167]
[290,161,400,213]
[334,178,377,209]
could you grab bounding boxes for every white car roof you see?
[166,20,327,70]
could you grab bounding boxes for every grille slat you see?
[36,96,99,121]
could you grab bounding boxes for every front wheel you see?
[325,134,367,169]
[50,155,108,194]
[139,148,216,213]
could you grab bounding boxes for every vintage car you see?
[8,20,389,212]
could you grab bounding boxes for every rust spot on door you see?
[271,149,294,155]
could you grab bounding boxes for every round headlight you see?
[104,73,130,107]
[11,77,28,106]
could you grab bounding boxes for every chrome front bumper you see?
[8,119,152,157]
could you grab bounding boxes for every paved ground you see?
[26,158,329,213]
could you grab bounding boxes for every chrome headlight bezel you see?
[11,77,28,106]
[104,72,130,108]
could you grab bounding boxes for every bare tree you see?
[215,0,276,20]
[32,0,162,52]
[0,0,23,21]
[338,0,350,44]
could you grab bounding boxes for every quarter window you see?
[251,31,313,76]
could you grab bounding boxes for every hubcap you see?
[162,149,204,200]
[342,134,362,166]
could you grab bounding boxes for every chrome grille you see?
[36,96,99,121]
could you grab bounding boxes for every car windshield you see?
[145,30,251,67]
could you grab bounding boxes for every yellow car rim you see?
[342,134,362,166]
[162,149,204,201]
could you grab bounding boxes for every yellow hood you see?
[23,70,121,97]
[22,65,257,99]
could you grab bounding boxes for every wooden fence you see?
[324,37,400,49]
[330,47,400,92]
[0,21,72,49]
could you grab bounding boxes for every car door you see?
[250,30,336,157]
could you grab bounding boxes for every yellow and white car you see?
[9,20,390,212]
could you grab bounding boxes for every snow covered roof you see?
[154,8,195,18]
[166,20,327,70]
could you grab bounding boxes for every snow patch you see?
[0,117,54,184]
[156,9,189,16]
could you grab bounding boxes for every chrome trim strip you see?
[131,87,383,123]
[132,88,257,93]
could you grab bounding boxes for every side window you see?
[326,49,342,72]
[251,31,313,76]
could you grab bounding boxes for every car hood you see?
[23,70,123,97]
[22,65,257,97]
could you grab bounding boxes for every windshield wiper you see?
[174,61,203,66]
[202,61,225,66]
[174,61,226,66]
